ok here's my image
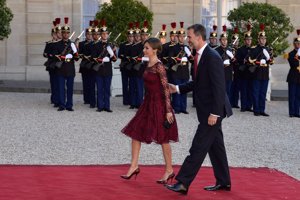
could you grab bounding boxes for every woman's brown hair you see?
[144,37,162,55]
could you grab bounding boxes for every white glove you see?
[297,48,300,57]
[223,59,230,65]
[263,49,270,60]
[260,59,266,65]
[103,56,110,62]
[141,57,149,62]
[226,50,234,59]
[106,46,114,58]
[66,54,73,59]
[184,46,192,57]
[70,43,77,53]
[181,57,188,62]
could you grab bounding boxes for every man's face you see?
[86,32,92,41]
[294,42,300,49]
[170,34,177,43]
[259,37,267,46]
[245,38,252,46]
[127,35,134,43]
[62,32,69,40]
[209,37,217,45]
[141,34,149,42]
[101,32,108,40]
[220,37,228,47]
[178,34,185,43]
[52,32,57,40]
[134,34,141,42]
[187,29,202,50]
[92,33,100,41]
[56,32,62,39]
[160,37,167,45]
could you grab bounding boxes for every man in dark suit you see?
[166,24,232,195]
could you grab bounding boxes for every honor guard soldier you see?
[248,23,273,116]
[94,19,117,112]
[159,24,167,45]
[43,19,60,107]
[286,29,300,117]
[141,20,150,43]
[215,25,235,99]
[127,22,145,109]
[54,17,79,111]
[161,22,178,83]
[118,22,134,106]
[170,21,192,114]
[230,26,241,108]
[209,25,218,48]
[236,23,254,112]
[78,20,93,105]
[87,20,101,109]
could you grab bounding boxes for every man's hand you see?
[168,83,177,94]
[208,114,218,126]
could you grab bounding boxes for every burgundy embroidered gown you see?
[121,61,178,144]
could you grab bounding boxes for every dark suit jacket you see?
[179,45,233,123]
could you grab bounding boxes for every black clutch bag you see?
[163,120,172,129]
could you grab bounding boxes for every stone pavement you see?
[0,92,299,180]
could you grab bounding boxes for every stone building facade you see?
[0,0,299,81]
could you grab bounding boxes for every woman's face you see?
[143,42,156,57]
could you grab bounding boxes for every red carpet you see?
[0,165,299,200]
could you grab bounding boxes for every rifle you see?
[171,46,187,71]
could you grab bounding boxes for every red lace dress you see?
[121,61,178,144]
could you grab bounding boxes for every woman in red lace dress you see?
[121,38,178,183]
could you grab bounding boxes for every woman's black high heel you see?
[120,168,140,180]
[156,172,175,184]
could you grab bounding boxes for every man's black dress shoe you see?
[175,111,180,114]
[240,109,246,112]
[254,112,260,116]
[104,108,113,112]
[204,184,231,191]
[165,182,188,195]
[66,108,74,111]
[53,104,59,108]
[96,109,103,112]
[232,105,240,108]
[181,111,189,114]
[129,106,135,109]
[246,108,253,112]
[90,105,95,108]
[290,115,295,118]
[57,107,65,111]
[260,112,269,117]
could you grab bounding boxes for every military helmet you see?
[159,24,167,38]
[244,23,252,39]
[294,29,300,43]
[55,18,61,32]
[127,22,134,35]
[220,25,228,38]
[100,19,108,33]
[86,20,93,33]
[51,21,56,33]
[134,21,141,34]
[170,22,177,35]
[141,20,149,35]
[61,17,70,33]
[92,20,100,33]
[209,25,217,38]
[258,23,266,38]
[177,22,185,35]
[231,27,239,41]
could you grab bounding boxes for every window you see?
[201,0,240,38]
[82,0,101,31]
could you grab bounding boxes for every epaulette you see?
[251,45,257,48]
[125,43,132,46]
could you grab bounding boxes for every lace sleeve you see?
[156,62,172,113]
